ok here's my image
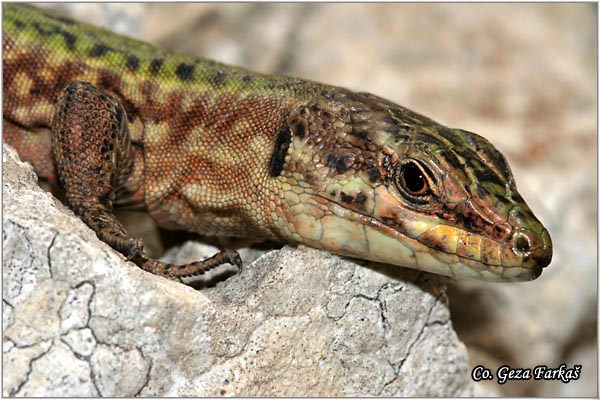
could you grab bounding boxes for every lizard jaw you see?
[300,191,550,282]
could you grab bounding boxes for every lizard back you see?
[3,3,315,238]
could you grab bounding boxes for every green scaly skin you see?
[2,4,552,283]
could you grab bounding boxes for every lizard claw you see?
[226,250,243,272]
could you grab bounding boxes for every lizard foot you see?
[133,249,243,282]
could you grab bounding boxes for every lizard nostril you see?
[510,228,553,271]
[513,232,531,253]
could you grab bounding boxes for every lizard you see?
[2,3,552,284]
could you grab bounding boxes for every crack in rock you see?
[377,292,445,396]
[7,340,53,397]
[46,232,59,280]
[133,347,154,396]
[90,344,152,396]
[60,328,97,358]
[59,281,95,333]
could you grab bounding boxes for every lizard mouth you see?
[311,193,550,282]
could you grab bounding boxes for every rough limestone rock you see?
[2,145,472,396]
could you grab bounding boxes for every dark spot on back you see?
[31,21,76,51]
[269,123,292,177]
[14,20,25,30]
[213,69,227,86]
[32,22,49,36]
[89,43,111,57]
[175,63,195,82]
[61,32,76,51]
[242,75,252,83]
[150,58,163,75]
[56,16,76,25]
[126,55,140,71]
[29,88,40,95]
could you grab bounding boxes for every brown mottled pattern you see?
[144,90,290,237]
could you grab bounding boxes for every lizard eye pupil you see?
[399,162,429,195]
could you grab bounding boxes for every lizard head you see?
[271,89,552,282]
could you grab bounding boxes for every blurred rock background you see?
[36,3,598,396]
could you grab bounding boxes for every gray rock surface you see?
[2,145,471,396]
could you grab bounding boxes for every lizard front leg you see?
[52,81,241,283]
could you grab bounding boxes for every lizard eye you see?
[394,160,434,202]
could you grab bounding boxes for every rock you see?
[2,145,471,396]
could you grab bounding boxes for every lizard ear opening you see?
[269,123,292,177]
